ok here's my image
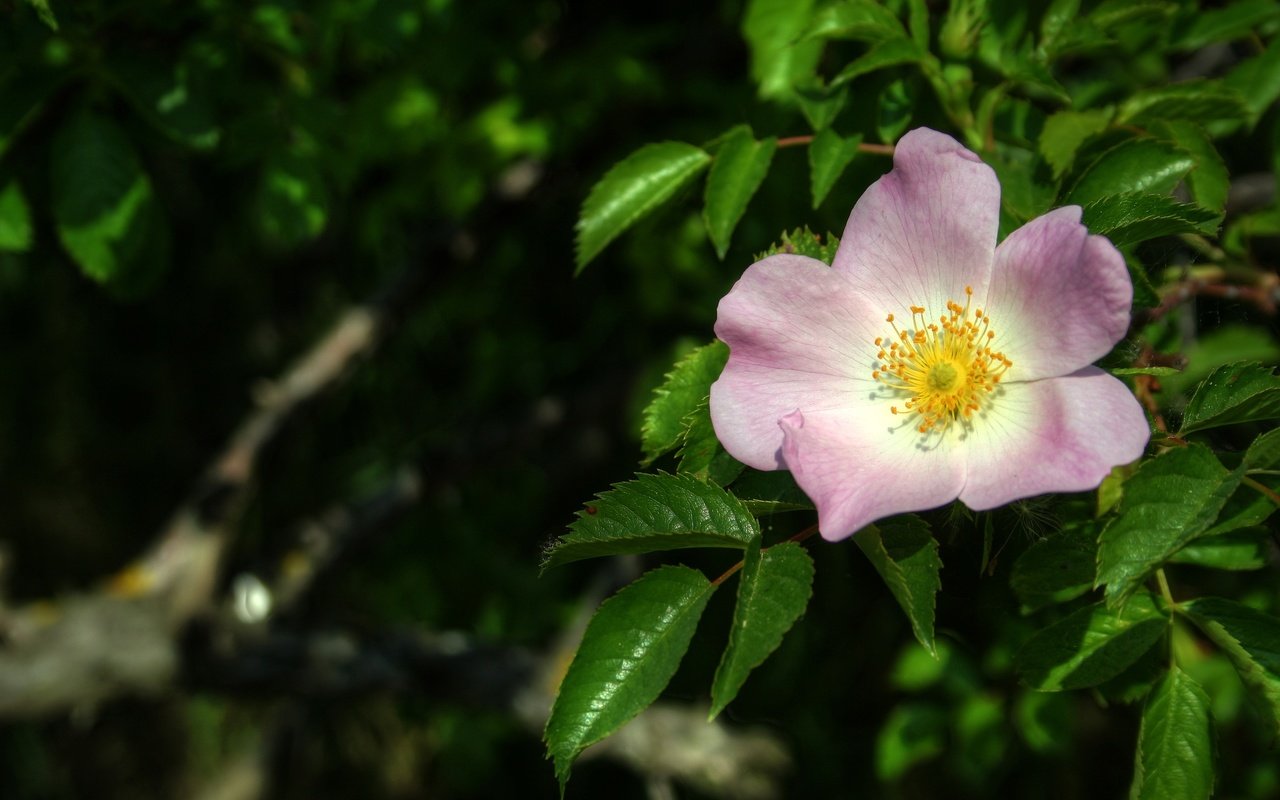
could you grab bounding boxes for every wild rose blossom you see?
[710,127,1150,541]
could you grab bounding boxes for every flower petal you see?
[958,367,1149,510]
[780,406,965,541]
[831,128,1001,319]
[711,254,882,470]
[986,206,1132,381]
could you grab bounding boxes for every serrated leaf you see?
[730,469,815,515]
[1065,138,1195,207]
[744,0,823,99]
[0,181,33,253]
[709,541,814,718]
[1171,0,1280,51]
[1039,108,1113,179]
[1151,121,1228,219]
[1096,445,1241,605]
[703,126,776,260]
[800,0,906,43]
[829,37,923,88]
[1180,362,1280,434]
[575,142,711,272]
[1245,427,1280,470]
[545,566,716,787]
[1127,255,1159,310]
[753,227,840,264]
[676,397,745,486]
[1015,593,1169,691]
[1081,192,1220,248]
[1117,80,1249,126]
[1011,519,1100,613]
[1169,528,1270,571]
[808,128,862,209]
[640,340,729,464]
[51,113,160,285]
[855,515,941,655]
[1181,597,1280,738]
[543,472,759,570]
[1129,666,1215,800]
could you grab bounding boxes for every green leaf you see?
[801,0,907,43]
[1096,445,1241,605]
[875,703,946,781]
[575,142,711,272]
[1202,477,1278,538]
[1039,108,1112,179]
[876,77,915,144]
[1180,362,1280,434]
[0,181,33,253]
[754,227,840,264]
[640,340,729,464]
[703,126,777,260]
[1224,36,1280,124]
[1065,137,1195,207]
[543,472,759,570]
[1171,0,1280,51]
[1089,0,1176,30]
[794,82,848,131]
[1151,121,1228,219]
[1130,666,1215,800]
[676,397,745,486]
[1126,255,1160,310]
[709,541,815,718]
[545,566,716,787]
[1080,193,1220,248]
[1245,427,1280,470]
[258,154,329,248]
[1181,597,1280,737]
[808,128,862,209]
[22,0,58,30]
[1169,528,1270,571]
[855,515,942,655]
[829,38,923,88]
[1010,519,1100,613]
[730,469,815,515]
[1015,593,1169,691]
[51,113,160,285]
[110,56,221,150]
[743,0,823,99]
[1160,328,1280,400]
[1117,80,1249,127]
[905,0,930,50]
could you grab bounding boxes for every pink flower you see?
[710,128,1150,542]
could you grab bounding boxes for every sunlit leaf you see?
[1180,362,1280,434]
[808,128,862,209]
[1129,666,1215,800]
[1181,597,1280,738]
[743,0,823,99]
[829,38,923,88]
[856,515,941,655]
[543,472,759,569]
[575,141,711,272]
[1081,192,1219,247]
[545,566,716,788]
[1065,138,1195,207]
[703,126,776,259]
[1016,593,1168,690]
[640,340,729,464]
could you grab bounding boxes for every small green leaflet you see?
[51,112,159,284]
[574,141,711,273]
[1116,80,1249,127]
[543,472,759,570]
[1180,597,1280,738]
[876,77,915,144]
[1081,193,1219,248]
[1129,667,1215,800]
[754,227,840,264]
[829,38,923,88]
[1096,444,1242,605]
[1170,0,1280,51]
[1039,107,1111,177]
[709,540,814,719]
[703,126,777,260]
[743,0,823,99]
[1224,35,1280,124]
[800,0,907,43]
[795,82,848,131]
[0,181,33,253]
[1010,519,1099,613]
[640,340,729,464]
[1180,362,1280,434]
[808,128,862,209]
[855,515,941,655]
[1065,137,1195,208]
[676,397,745,486]
[1152,121,1228,219]
[1244,427,1280,470]
[1169,528,1270,571]
[545,565,716,788]
[1015,593,1169,691]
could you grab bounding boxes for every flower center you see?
[871,286,1012,434]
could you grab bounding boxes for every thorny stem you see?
[711,523,821,586]
[775,135,895,156]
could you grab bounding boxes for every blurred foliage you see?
[1,0,1280,799]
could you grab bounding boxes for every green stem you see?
[710,523,820,586]
[1155,568,1176,607]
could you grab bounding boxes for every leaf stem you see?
[710,523,820,586]
[1242,475,1280,508]
[775,135,895,156]
[1155,568,1176,608]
